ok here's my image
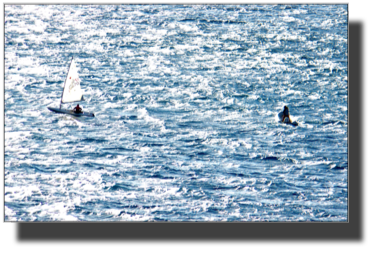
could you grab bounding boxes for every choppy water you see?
[4,4,348,221]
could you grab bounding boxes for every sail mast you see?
[60,57,74,109]
[60,57,84,106]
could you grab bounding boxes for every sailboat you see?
[48,57,95,117]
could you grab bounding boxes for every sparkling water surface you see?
[5,4,348,221]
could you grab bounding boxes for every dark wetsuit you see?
[284,107,289,117]
[74,105,82,113]
[282,107,291,122]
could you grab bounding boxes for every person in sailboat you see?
[73,104,82,113]
[281,105,292,123]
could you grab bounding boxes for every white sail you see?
[61,58,84,104]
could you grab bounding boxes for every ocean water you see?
[4,4,348,222]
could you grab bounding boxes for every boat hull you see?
[48,107,95,117]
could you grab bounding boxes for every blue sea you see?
[4,4,348,222]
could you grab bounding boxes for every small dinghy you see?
[48,57,94,117]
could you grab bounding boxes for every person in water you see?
[282,105,292,123]
[73,104,82,113]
